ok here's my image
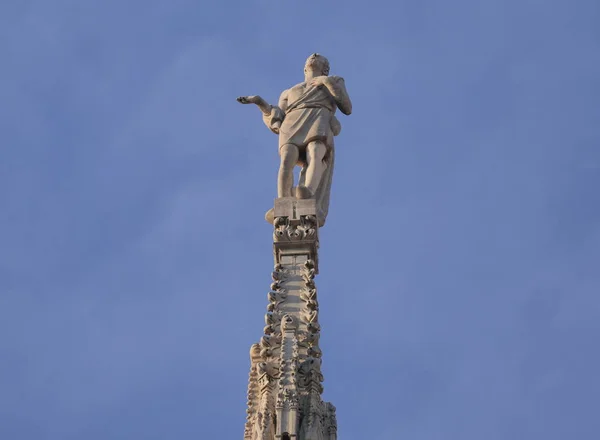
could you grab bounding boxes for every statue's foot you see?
[265,208,275,225]
[295,185,313,199]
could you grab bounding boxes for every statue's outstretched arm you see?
[237,94,285,134]
[237,95,273,116]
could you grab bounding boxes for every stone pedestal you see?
[273,198,320,273]
[244,199,336,440]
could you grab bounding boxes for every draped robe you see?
[262,76,346,227]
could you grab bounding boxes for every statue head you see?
[304,53,330,79]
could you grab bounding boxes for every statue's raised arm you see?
[308,75,352,115]
[236,53,352,227]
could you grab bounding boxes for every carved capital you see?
[274,215,317,242]
[276,388,299,408]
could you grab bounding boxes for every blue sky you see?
[1,0,599,438]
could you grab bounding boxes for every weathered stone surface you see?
[240,54,345,440]
[272,197,319,274]
[237,53,352,228]
[244,226,335,439]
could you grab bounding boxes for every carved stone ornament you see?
[274,215,318,242]
[281,314,297,331]
[243,178,340,439]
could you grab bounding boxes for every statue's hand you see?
[237,95,263,105]
[237,95,261,104]
[310,76,332,88]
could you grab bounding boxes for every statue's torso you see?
[285,81,336,112]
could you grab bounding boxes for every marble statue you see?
[237,53,352,227]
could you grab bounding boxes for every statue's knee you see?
[280,144,299,166]
[307,141,327,161]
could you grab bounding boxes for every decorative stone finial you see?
[281,314,297,331]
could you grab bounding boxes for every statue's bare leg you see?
[298,140,327,198]
[278,144,299,198]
